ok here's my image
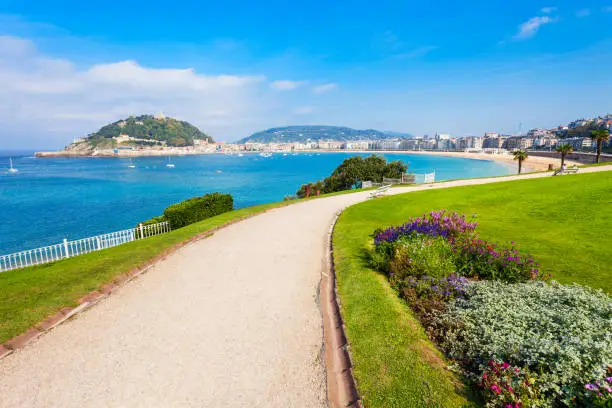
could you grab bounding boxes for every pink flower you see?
[502,362,510,369]
[490,384,502,394]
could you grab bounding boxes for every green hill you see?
[238,125,408,143]
[88,114,213,147]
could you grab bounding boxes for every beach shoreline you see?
[34,148,575,172]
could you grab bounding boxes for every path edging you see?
[321,208,363,408]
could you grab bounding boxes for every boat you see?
[259,152,272,158]
[166,157,175,168]
[128,158,136,169]
[238,153,244,157]
[8,157,18,174]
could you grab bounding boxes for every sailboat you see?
[8,157,18,174]
[166,157,175,168]
[128,158,136,169]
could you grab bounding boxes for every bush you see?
[164,193,233,229]
[373,211,541,283]
[433,281,612,406]
[452,237,543,283]
[479,361,544,408]
[389,236,456,280]
[297,154,409,196]
[399,275,471,330]
[139,215,167,226]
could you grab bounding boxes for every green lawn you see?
[333,171,611,407]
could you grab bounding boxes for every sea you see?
[0,151,513,254]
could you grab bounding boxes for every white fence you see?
[0,222,171,273]
[413,171,436,184]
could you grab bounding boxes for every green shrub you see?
[164,193,233,229]
[139,215,167,226]
[433,281,612,406]
[389,235,456,280]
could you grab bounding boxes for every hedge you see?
[163,193,234,229]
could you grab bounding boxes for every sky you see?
[1,0,611,149]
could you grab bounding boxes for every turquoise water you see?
[0,152,512,254]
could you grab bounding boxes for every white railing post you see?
[139,223,144,240]
[63,238,70,258]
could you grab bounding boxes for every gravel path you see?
[1,166,610,408]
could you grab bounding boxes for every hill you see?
[238,126,408,144]
[87,114,213,147]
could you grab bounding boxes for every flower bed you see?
[370,210,612,407]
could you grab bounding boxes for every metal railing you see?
[413,171,436,184]
[0,221,171,273]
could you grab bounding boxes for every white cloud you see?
[270,80,306,91]
[292,106,315,115]
[541,6,557,14]
[0,36,276,147]
[312,83,338,94]
[575,8,591,17]
[512,15,557,40]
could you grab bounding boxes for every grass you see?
[333,171,611,407]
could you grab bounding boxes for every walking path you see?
[1,166,610,407]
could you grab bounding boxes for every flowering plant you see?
[452,237,544,283]
[582,377,612,407]
[373,210,477,245]
[480,360,543,408]
[401,274,470,301]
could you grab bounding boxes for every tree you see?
[590,129,610,164]
[512,150,528,174]
[296,154,409,197]
[555,144,573,168]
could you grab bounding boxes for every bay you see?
[0,152,512,254]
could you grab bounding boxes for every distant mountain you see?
[238,125,408,144]
[88,114,213,147]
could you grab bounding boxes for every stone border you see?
[321,209,363,408]
[0,207,291,360]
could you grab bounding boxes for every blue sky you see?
[1,0,611,148]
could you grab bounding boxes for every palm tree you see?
[512,150,528,174]
[556,144,573,168]
[590,129,610,164]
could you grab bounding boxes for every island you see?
[35,114,216,157]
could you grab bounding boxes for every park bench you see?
[369,185,391,198]
[553,166,580,176]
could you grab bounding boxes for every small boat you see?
[238,153,244,157]
[259,152,272,158]
[128,158,136,169]
[8,157,18,174]
[216,169,223,173]
[166,157,175,168]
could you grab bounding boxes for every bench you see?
[553,167,580,176]
[369,185,391,198]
